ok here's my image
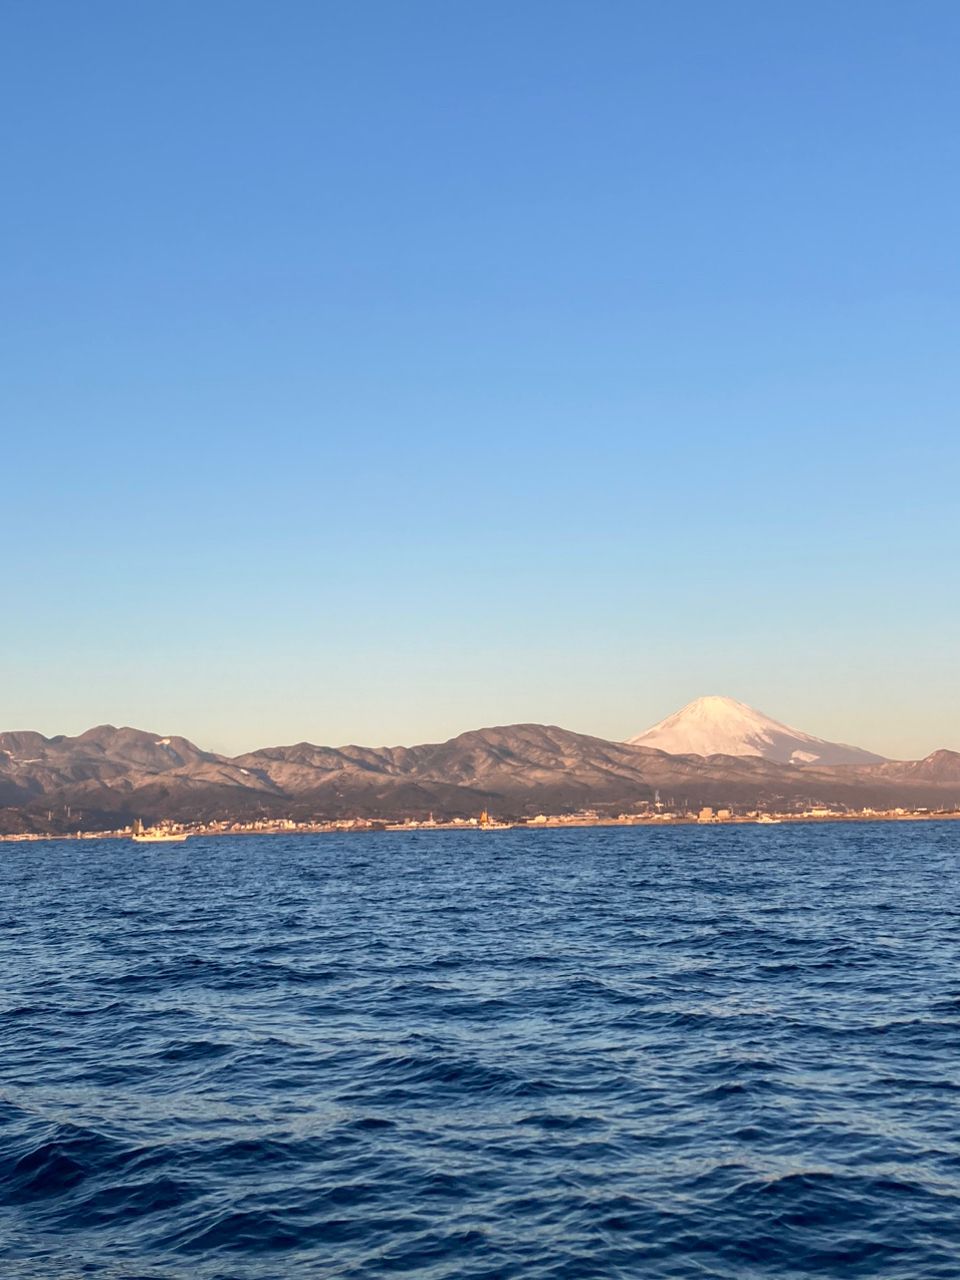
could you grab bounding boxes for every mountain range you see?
[1,698,958,833]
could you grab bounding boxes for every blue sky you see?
[2,1,958,757]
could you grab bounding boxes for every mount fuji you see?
[627,695,886,766]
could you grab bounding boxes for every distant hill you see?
[0,718,957,834]
[628,695,885,766]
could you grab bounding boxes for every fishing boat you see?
[130,818,189,843]
[477,809,513,830]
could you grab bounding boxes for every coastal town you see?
[2,801,958,843]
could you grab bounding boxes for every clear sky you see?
[2,1,958,758]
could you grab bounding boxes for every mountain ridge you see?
[0,714,957,834]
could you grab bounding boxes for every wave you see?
[2,823,960,1278]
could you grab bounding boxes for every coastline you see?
[2,809,959,844]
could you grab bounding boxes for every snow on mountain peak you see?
[627,696,886,766]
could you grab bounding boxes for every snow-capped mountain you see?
[627,695,886,766]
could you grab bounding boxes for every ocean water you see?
[2,824,959,1280]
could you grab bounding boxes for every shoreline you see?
[2,809,959,844]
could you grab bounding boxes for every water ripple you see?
[1,823,959,1277]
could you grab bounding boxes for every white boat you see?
[477,809,513,830]
[131,819,189,843]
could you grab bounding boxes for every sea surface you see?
[2,824,959,1279]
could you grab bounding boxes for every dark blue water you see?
[2,824,960,1279]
